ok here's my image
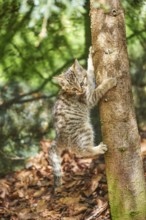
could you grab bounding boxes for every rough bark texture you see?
[90,0,146,219]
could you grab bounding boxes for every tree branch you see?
[0,56,84,109]
[127,29,146,40]
[16,93,56,104]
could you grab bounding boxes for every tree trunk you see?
[90,0,146,219]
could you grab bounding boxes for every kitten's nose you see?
[77,88,83,94]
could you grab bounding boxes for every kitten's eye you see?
[80,82,84,87]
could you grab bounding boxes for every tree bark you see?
[90,0,146,219]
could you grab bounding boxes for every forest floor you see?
[0,138,146,220]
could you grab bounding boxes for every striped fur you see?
[49,55,117,189]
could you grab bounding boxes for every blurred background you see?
[0,0,146,175]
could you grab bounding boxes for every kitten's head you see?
[54,60,87,95]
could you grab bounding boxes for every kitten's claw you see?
[97,142,108,154]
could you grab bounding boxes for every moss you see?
[129,211,140,217]
[106,172,146,220]
[118,147,127,152]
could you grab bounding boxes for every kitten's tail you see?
[48,141,62,190]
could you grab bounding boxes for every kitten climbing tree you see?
[90,0,146,220]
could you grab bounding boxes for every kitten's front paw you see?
[108,78,117,87]
[97,142,108,154]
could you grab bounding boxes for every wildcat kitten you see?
[49,50,117,190]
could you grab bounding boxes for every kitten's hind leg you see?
[75,129,107,158]
[93,142,108,155]
[76,142,108,158]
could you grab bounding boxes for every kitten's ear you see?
[53,75,65,87]
[74,59,83,72]
[69,63,75,72]
[68,60,81,73]
[74,59,80,68]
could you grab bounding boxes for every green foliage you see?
[0,81,55,174]
[0,0,146,174]
[0,0,86,84]
[0,0,87,174]
[124,1,146,128]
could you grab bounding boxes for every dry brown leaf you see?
[59,196,80,205]
[40,210,61,218]
[17,208,32,220]
[35,199,48,213]
[0,180,10,199]
[33,187,46,197]
[83,174,102,197]
[62,215,83,220]
[3,139,146,220]
[71,203,88,215]
[84,201,108,220]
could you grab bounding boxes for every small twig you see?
[0,150,25,160]
[127,29,146,40]
[17,93,56,104]
[85,202,108,220]
[0,56,84,109]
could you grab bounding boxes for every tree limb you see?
[0,56,84,109]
